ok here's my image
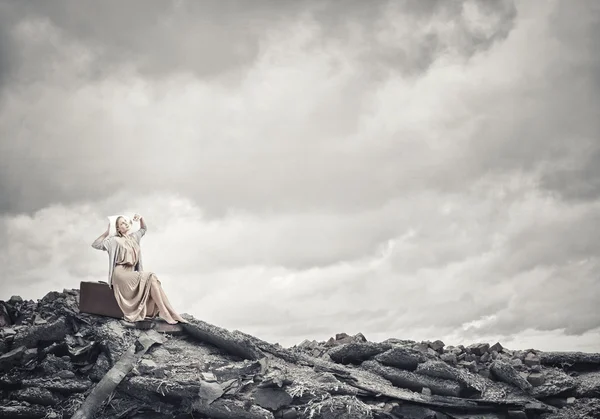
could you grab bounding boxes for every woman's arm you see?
[138,215,147,231]
[92,222,111,250]
[132,214,147,243]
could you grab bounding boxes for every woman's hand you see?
[133,213,147,230]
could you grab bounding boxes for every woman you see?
[92,214,187,324]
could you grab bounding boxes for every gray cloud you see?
[0,0,526,215]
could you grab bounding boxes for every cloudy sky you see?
[1,0,599,352]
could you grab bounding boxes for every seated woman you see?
[92,213,187,324]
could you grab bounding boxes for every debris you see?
[490,360,533,392]
[70,331,164,419]
[181,314,264,360]
[0,288,596,418]
[327,342,392,364]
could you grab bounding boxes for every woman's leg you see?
[148,275,187,324]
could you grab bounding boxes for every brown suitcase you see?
[79,281,123,319]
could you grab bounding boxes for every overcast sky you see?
[1,0,599,351]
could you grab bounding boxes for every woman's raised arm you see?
[132,214,147,243]
[92,222,111,251]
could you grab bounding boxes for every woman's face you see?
[116,217,131,235]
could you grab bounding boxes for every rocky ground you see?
[1,289,599,419]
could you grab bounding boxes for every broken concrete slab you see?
[192,398,275,419]
[530,368,577,398]
[468,343,490,356]
[253,387,293,410]
[392,403,450,419]
[20,378,92,394]
[11,318,70,349]
[490,361,532,392]
[415,360,488,396]
[0,405,47,419]
[539,351,600,370]
[181,314,264,361]
[70,330,164,419]
[327,342,392,364]
[374,346,427,371]
[362,360,462,397]
[10,387,61,406]
[575,371,600,397]
[0,345,25,372]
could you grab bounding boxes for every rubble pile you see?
[1,290,599,419]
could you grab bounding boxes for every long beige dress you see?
[111,235,187,324]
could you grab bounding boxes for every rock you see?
[490,342,503,353]
[541,398,600,418]
[0,345,26,372]
[428,340,445,353]
[446,346,463,356]
[181,315,264,361]
[0,405,47,418]
[90,352,111,382]
[392,403,449,419]
[458,360,477,373]
[192,398,275,419]
[490,361,532,391]
[10,387,61,406]
[374,346,426,371]
[21,378,93,394]
[527,372,546,387]
[0,303,11,328]
[8,296,24,304]
[507,411,528,419]
[480,352,491,363]
[510,358,524,368]
[575,371,600,397]
[57,370,75,378]
[33,315,47,325]
[298,339,317,349]
[2,328,17,338]
[253,387,293,410]
[478,367,491,379]
[382,338,416,346]
[539,351,600,370]
[523,352,541,368]
[440,353,457,365]
[328,342,391,365]
[362,360,462,397]
[22,348,38,364]
[12,318,70,349]
[414,342,429,353]
[468,343,490,356]
[415,360,489,396]
[278,408,298,419]
[38,353,73,375]
[153,321,185,335]
[138,358,158,374]
[41,291,62,303]
[122,375,224,405]
[326,332,368,347]
[530,368,577,398]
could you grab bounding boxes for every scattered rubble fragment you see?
[0,289,598,418]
